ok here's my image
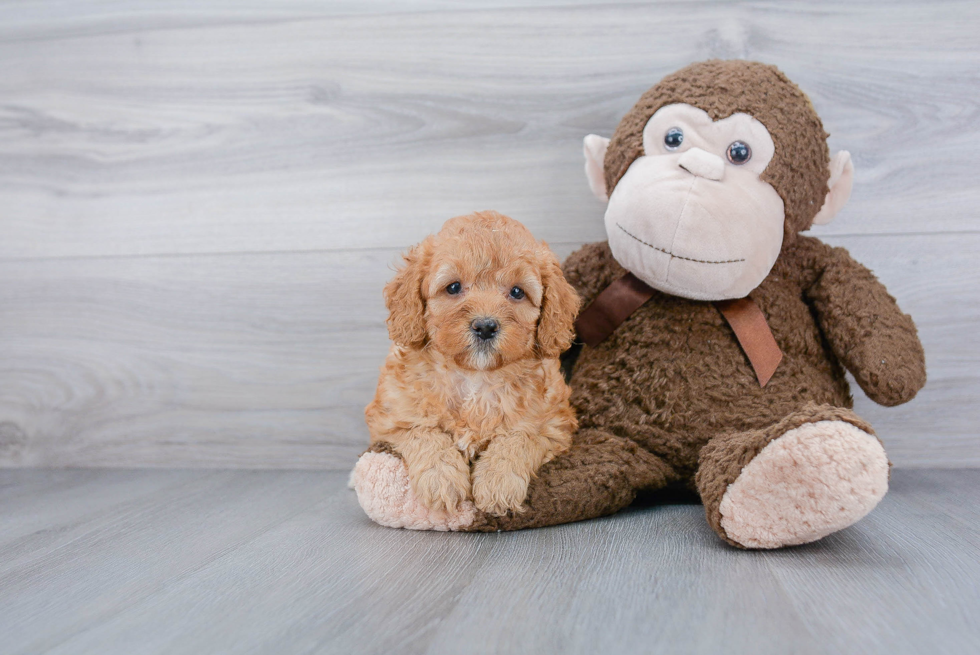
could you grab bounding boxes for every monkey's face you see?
[604,104,785,301]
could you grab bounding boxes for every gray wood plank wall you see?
[1,1,977,469]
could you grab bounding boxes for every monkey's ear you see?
[812,151,854,226]
[383,237,432,348]
[583,134,610,202]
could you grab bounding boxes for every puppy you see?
[365,211,580,516]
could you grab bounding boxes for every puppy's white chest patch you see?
[451,370,497,404]
[448,370,502,459]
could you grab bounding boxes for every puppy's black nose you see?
[471,318,499,341]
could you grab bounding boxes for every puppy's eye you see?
[509,286,525,300]
[446,281,462,295]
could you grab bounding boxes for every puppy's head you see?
[384,211,580,370]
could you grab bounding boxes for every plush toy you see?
[351,60,926,548]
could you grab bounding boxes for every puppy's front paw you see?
[472,458,530,516]
[411,458,472,514]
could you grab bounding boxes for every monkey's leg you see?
[695,404,889,549]
[350,430,676,532]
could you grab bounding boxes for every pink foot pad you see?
[349,451,476,531]
[719,420,889,549]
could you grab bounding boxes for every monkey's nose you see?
[471,318,499,341]
[678,147,725,181]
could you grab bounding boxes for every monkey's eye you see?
[664,127,684,150]
[727,141,752,165]
[509,286,525,300]
[446,281,462,295]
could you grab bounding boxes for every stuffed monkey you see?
[351,60,926,548]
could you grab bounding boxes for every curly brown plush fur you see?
[465,237,923,536]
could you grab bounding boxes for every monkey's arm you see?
[805,243,926,407]
[559,241,626,379]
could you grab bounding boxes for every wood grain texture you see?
[0,1,977,468]
[0,468,976,654]
[1,0,978,259]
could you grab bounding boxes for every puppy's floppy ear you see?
[536,247,581,359]
[384,236,433,348]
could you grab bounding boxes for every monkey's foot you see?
[349,451,476,531]
[718,420,889,549]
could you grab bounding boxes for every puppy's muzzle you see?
[471,317,499,342]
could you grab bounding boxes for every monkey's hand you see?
[806,244,926,407]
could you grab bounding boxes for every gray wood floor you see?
[1,1,979,469]
[0,468,977,655]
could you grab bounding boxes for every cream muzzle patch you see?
[603,104,786,301]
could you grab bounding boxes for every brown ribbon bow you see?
[573,272,782,387]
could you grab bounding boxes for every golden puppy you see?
[365,211,580,516]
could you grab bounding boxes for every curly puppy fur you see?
[365,211,581,516]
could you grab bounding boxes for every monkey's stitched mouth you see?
[616,223,745,264]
